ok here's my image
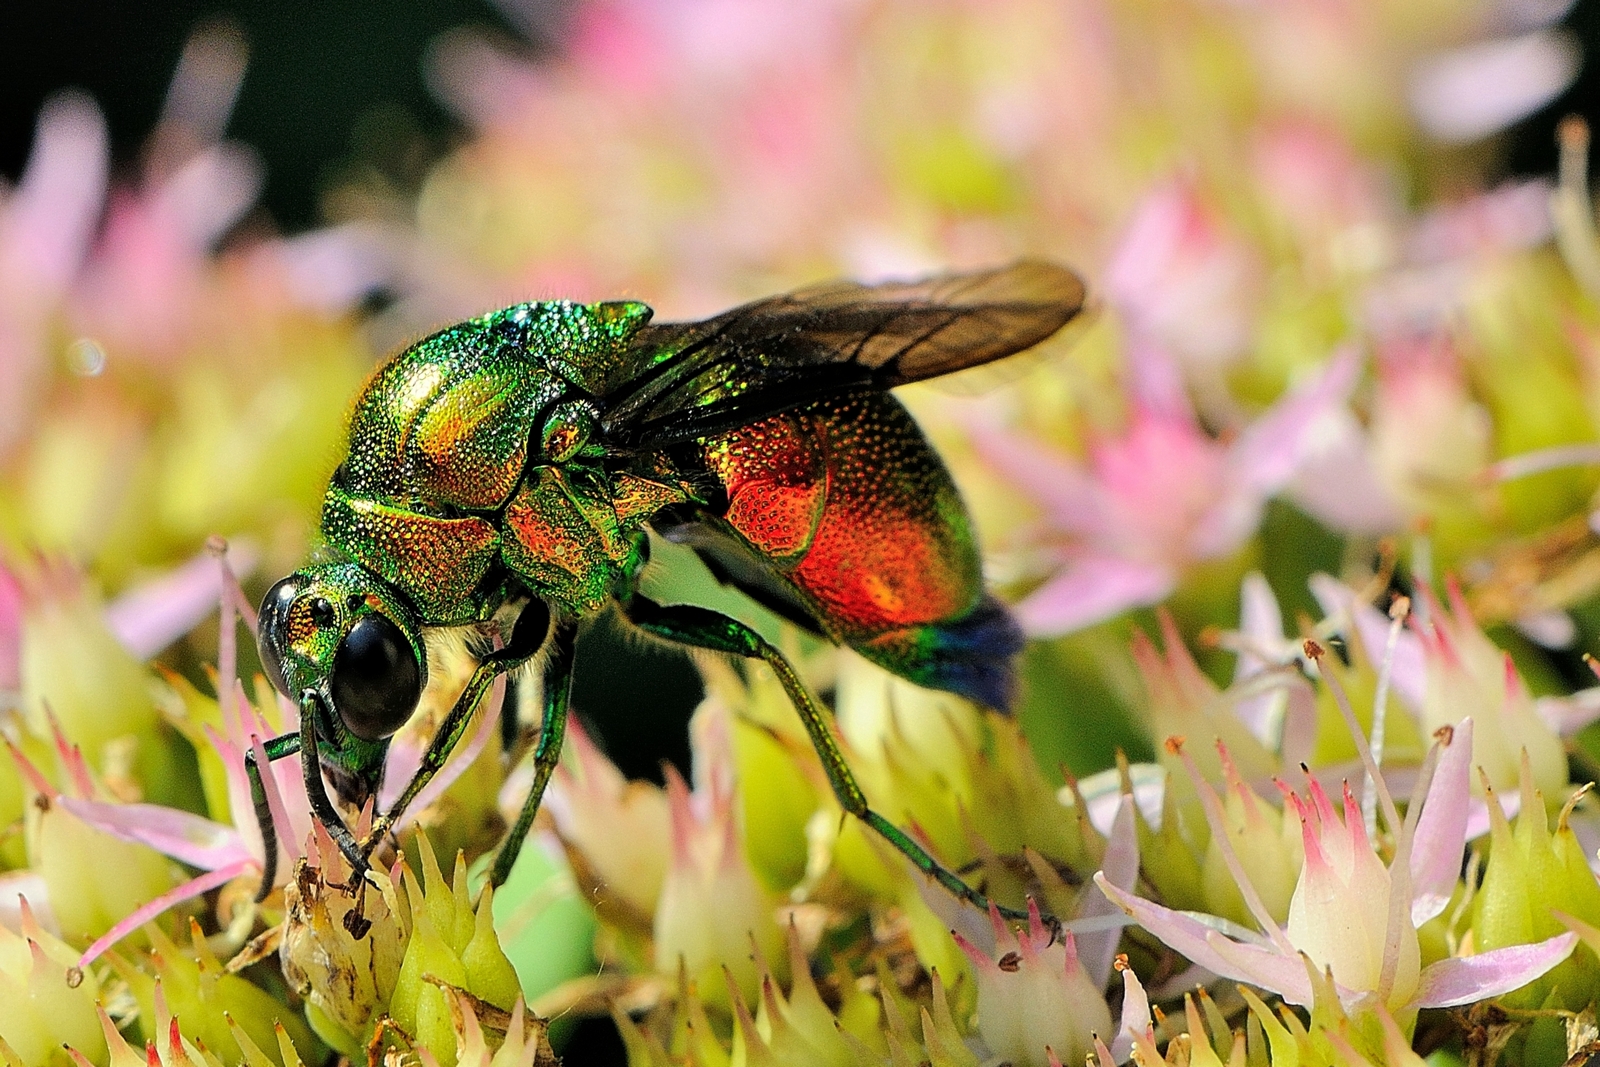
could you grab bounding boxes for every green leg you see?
[490,622,577,887]
[623,596,1033,924]
[246,731,303,902]
[299,693,368,874]
[361,600,550,858]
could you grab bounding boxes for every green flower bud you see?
[1472,775,1600,1009]
[390,835,522,1067]
[116,919,318,1067]
[16,560,187,806]
[0,899,103,1067]
[10,742,178,945]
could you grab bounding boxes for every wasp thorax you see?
[540,400,596,464]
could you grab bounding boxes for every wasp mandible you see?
[251,261,1085,923]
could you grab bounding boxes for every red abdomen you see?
[698,392,983,644]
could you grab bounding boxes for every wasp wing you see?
[597,260,1086,448]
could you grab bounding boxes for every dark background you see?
[2,2,1597,1061]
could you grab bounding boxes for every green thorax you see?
[322,299,690,624]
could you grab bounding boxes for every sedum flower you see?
[652,699,784,1009]
[1411,580,1566,798]
[543,715,670,922]
[13,557,187,805]
[1099,719,1576,1029]
[1471,769,1600,1010]
[0,898,103,1067]
[618,920,982,1067]
[951,900,1115,1067]
[6,726,180,948]
[64,982,312,1067]
[390,837,523,1067]
[1201,741,1305,929]
[422,986,553,1067]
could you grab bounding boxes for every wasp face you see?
[257,563,427,742]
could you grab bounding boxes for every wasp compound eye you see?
[257,575,303,699]
[331,614,423,741]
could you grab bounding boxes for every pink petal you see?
[57,797,254,871]
[1016,556,1176,636]
[1093,874,1313,1003]
[1409,30,1578,143]
[1203,933,1320,1007]
[103,544,259,660]
[76,860,254,969]
[0,562,20,691]
[1079,794,1140,987]
[1410,719,1473,927]
[966,423,1105,535]
[4,92,108,290]
[1225,346,1360,501]
[1284,409,1405,535]
[1410,933,1578,1008]
[1536,690,1600,736]
[1109,966,1152,1064]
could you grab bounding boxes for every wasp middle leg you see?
[621,594,1038,925]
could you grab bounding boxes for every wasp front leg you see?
[357,600,554,861]
[245,731,303,901]
[620,595,1041,926]
[490,621,576,887]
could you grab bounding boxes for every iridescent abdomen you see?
[700,392,983,644]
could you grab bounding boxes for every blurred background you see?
[6,0,1600,1059]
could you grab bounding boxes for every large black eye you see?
[257,576,302,699]
[330,614,422,741]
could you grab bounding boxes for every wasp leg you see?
[298,693,367,875]
[361,601,551,857]
[621,595,1036,926]
[498,675,521,756]
[490,622,577,888]
[245,731,303,902]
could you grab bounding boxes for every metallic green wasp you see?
[252,260,1085,924]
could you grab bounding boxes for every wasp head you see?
[258,563,427,742]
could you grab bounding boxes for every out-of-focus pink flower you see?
[0,93,108,457]
[542,717,670,918]
[1251,121,1394,267]
[973,347,1363,635]
[1409,29,1578,143]
[1368,340,1491,513]
[1104,179,1260,372]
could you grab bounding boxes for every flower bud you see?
[1471,773,1600,1009]
[953,900,1112,1067]
[117,919,318,1066]
[0,898,102,1067]
[278,825,407,1058]
[390,835,523,1067]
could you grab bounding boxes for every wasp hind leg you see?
[621,594,1038,926]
